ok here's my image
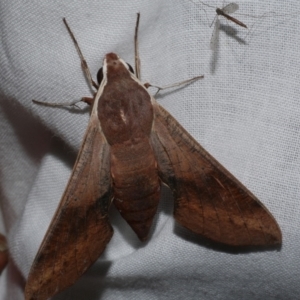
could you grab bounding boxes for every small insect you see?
[215,3,247,28]
[25,13,281,300]
[211,3,247,50]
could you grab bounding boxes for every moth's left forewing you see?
[25,93,113,299]
[150,100,281,246]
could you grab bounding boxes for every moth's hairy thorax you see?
[98,60,153,145]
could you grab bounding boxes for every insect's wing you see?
[222,3,239,14]
[210,18,220,51]
[150,102,281,246]
[25,116,113,300]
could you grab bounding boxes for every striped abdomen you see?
[111,138,160,241]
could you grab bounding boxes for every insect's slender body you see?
[216,6,247,28]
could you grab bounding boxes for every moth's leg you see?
[32,99,83,108]
[134,13,141,80]
[32,95,97,108]
[63,18,99,90]
[81,96,95,106]
[144,75,204,95]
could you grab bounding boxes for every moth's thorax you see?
[98,53,153,145]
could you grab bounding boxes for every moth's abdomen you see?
[111,138,160,241]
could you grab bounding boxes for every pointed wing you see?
[222,3,239,14]
[210,18,220,51]
[25,116,113,300]
[150,102,281,246]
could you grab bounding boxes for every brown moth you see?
[25,14,281,300]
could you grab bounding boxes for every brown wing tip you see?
[264,225,282,246]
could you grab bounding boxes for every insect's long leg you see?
[134,13,141,80]
[63,18,99,90]
[210,14,218,28]
[145,75,204,95]
[194,0,215,10]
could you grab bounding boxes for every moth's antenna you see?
[134,13,141,80]
[63,18,99,90]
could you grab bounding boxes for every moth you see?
[25,13,281,300]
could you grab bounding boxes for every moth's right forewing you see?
[150,101,281,246]
[25,112,113,300]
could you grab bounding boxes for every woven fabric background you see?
[0,0,299,299]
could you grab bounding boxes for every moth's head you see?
[97,52,134,85]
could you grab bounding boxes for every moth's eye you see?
[97,67,103,85]
[126,63,134,74]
